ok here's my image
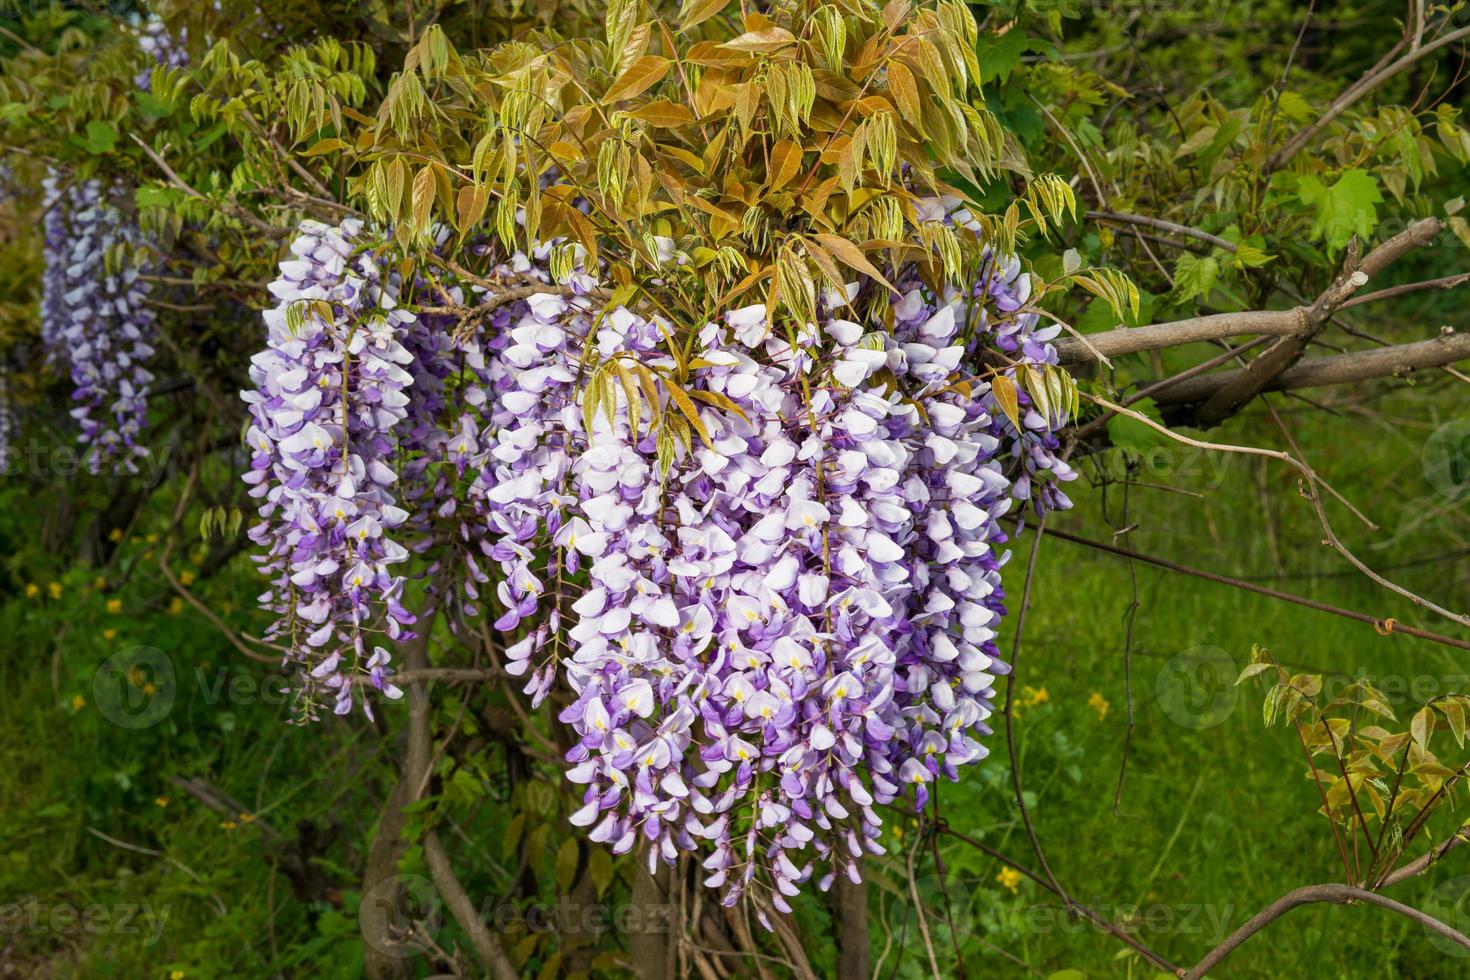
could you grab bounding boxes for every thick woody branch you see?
[1191,218,1443,425]
[1055,220,1449,375]
[1154,330,1470,405]
[1053,310,1301,363]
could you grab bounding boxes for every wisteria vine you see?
[243,214,1075,914]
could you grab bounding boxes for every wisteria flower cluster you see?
[40,173,158,475]
[243,219,419,719]
[0,373,12,472]
[243,215,1074,912]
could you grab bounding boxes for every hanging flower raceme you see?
[0,374,12,473]
[242,219,418,720]
[242,211,1074,914]
[40,173,158,475]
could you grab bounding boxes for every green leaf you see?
[977,30,1032,84]
[84,120,118,154]
[1172,253,1219,303]
[588,848,614,896]
[1297,169,1383,252]
[555,837,580,892]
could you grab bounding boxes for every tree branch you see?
[1087,211,1238,252]
[1268,24,1470,170]
[1154,329,1470,405]
[1053,310,1301,363]
[1191,218,1443,425]
[422,830,520,980]
[1183,883,1470,979]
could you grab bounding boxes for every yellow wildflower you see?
[25,583,40,599]
[167,597,185,615]
[155,797,169,808]
[145,533,158,544]
[102,629,117,642]
[1088,692,1110,720]
[170,972,185,980]
[107,528,123,542]
[996,867,1022,894]
[239,812,255,824]
[106,598,122,614]
[71,694,86,711]
[178,570,196,587]
[219,820,236,830]
[47,582,62,599]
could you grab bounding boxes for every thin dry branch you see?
[423,830,520,980]
[1182,883,1470,978]
[1082,393,1470,629]
[1087,211,1238,252]
[1268,24,1470,169]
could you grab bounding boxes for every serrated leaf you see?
[1297,168,1383,252]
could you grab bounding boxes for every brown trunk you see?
[629,861,674,980]
[361,631,436,980]
[833,874,871,979]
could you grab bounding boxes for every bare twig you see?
[1269,24,1470,169]
[1183,883,1470,978]
[1087,211,1237,253]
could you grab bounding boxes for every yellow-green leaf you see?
[605,55,672,103]
[680,0,732,30]
[812,233,899,294]
[992,374,1020,429]
[626,100,696,128]
[769,139,804,189]
[666,383,714,450]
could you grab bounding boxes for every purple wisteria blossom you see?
[40,173,157,475]
[243,219,417,720]
[244,207,1075,914]
[0,374,12,473]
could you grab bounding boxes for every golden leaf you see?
[627,100,696,127]
[812,233,899,294]
[604,55,672,103]
[718,27,797,53]
[768,139,804,190]
[666,383,715,450]
[680,0,733,31]
[886,61,923,131]
[454,184,488,233]
[991,374,1021,429]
